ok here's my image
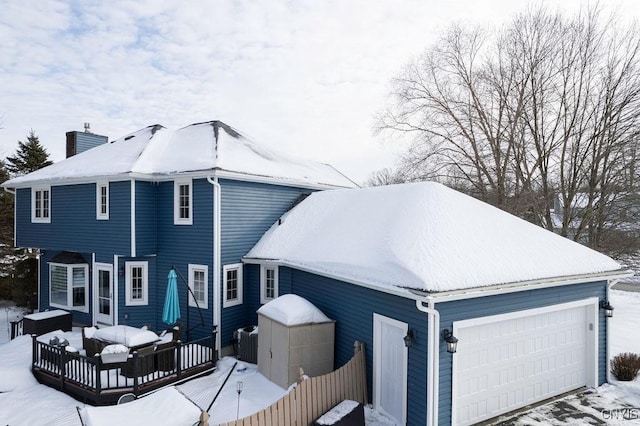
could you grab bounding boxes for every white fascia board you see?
[241,258,424,301]
[4,169,355,191]
[420,269,633,303]
[243,257,632,304]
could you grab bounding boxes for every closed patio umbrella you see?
[162,269,181,325]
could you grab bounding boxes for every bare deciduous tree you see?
[377,5,640,251]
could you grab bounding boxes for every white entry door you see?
[94,264,113,326]
[452,298,598,425]
[373,313,408,425]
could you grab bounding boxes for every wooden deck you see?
[31,330,218,406]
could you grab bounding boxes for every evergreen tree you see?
[6,130,52,176]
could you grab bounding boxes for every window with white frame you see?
[260,265,278,304]
[32,186,51,223]
[49,263,88,312]
[125,261,148,306]
[188,264,208,309]
[223,264,243,308]
[96,181,109,220]
[174,179,193,225]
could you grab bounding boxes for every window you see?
[96,181,109,220]
[188,264,208,309]
[260,265,278,304]
[174,179,193,225]
[32,186,51,223]
[125,261,148,306]
[223,263,243,307]
[49,263,88,312]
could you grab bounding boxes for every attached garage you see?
[451,298,599,425]
[245,182,629,425]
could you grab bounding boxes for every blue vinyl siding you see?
[135,181,157,256]
[254,267,609,426]
[219,179,312,347]
[153,178,214,340]
[117,256,158,328]
[276,267,430,426]
[16,182,130,254]
[436,281,607,425]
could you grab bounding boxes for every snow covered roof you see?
[245,182,623,294]
[257,294,332,326]
[2,121,356,189]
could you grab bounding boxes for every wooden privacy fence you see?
[217,341,368,426]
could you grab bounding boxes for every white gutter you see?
[420,270,633,303]
[416,298,440,426]
[207,175,221,353]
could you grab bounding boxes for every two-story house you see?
[3,120,630,425]
[2,120,355,350]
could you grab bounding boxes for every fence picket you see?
[222,342,366,426]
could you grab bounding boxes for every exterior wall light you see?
[404,329,415,348]
[443,329,458,354]
[601,300,614,318]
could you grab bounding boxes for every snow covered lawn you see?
[1,289,640,425]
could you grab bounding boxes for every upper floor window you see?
[223,263,243,308]
[125,261,148,306]
[188,264,208,309]
[174,179,193,225]
[260,265,278,304]
[49,263,88,312]
[96,181,109,220]
[32,186,51,223]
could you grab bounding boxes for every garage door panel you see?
[452,300,597,426]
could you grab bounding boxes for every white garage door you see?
[452,298,598,425]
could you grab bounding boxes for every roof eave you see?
[410,269,634,303]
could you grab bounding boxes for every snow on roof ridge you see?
[246,181,622,293]
[3,121,355,188]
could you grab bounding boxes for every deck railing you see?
[10,318,23,340]
[31,329,218,405]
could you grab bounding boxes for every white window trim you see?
[96,181,109,220]
[125,261,148,306]
[260,264,279,304]
[188,264,208,309]
[32,186,51,223]
[174,179,193,225]
[49,262,89,313]
[223,263,243,308]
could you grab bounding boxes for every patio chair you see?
[82,327,107,356]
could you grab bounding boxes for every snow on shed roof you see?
[245,182,623,293]
[257,294,332,326]
[3,121,356,189]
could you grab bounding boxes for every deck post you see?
[176,340,182,380]
[133,351,139,395]
[31,334,37,367]
[95,354,101,399]
[59,347,65,390]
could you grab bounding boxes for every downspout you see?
[416,297,440,426]
[606,279,618,384]
[207,175,221,353]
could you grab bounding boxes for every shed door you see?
[452,299,598,425]
[373,313,408,425]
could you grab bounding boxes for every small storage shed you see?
[257,294,335,389]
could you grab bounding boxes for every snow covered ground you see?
[1,289,639,425]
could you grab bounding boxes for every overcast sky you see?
[1,0,638,183]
